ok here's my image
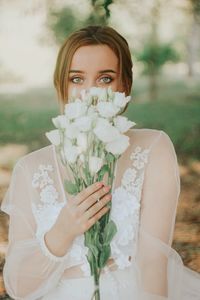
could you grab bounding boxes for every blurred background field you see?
[0,0,200,298]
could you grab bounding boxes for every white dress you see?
[1,128,200,300]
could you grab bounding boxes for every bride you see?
[1,25,200,300]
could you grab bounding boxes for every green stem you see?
[91,266,101,300]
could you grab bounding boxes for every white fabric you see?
[1,128,200,300]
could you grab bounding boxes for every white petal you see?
[45,130,60,146]
[113,92,130,108]
[97,102,120,118]
[64,145,79,164]
[64,99,87,119]
[89,87,102,97]
[106,135,129,155]
[114,116,136,133]
[93,118,120,143]
[89,156,103,175]
[52,115,70,129]
[65,123,79,139]
[74,116,93,132]
[76,133,88,152]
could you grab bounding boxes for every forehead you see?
[70,44,119,70]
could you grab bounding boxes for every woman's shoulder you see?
[127,127,176,157]
[127,128,174,154]
[15,144,54,169]
[127,127,168,147]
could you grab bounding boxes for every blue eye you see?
[70,77,83,84]
[100,76,113,84]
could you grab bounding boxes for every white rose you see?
[89,87,103,97]
[114,116,136,133]
[64,145,80,164]
[93,118,120,143]
[105,134,129,155]
[74,116,93,132]
[76,133,88,152]
[64,137,72,148]
[45,130,60,146]
[89,156,103,175]
[98,88,107,101]
[97,102,120,118]
[79,154,85,163]
[113,92,131,108]
[52,115,69,129]
[65,123,79,139]
[64,99,87,119]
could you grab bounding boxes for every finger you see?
[78,185,111,213]
[85,206,110,231]
[75,182,104,205]
[82,193,112,222]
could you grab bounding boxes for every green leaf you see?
[105,152,115,163]
[88,244,99,260]
[83,166,91,185]
[98,245,111,268]
[97,164,109,181]
[86,249,95,276]
[64,180,79,195]
[103,220,117,245]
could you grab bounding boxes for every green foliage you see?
[84,0,113,26]
[64,180,79,195]
[97,164,109,181]
[136,42,180,74]
[103,220,117,245]
[98,245,111,268]
[46,1,114,44]
[47,7,81,44]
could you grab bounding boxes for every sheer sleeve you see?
[134,130,200,300]
[0,159,73,300]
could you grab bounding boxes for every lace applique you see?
[68,233,91,276]
[31,164,66,238]
[110,146,150,269]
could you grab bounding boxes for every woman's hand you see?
[56,182,112,240]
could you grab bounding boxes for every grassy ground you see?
[0,75,199,298]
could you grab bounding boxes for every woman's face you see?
[67,44,123,99]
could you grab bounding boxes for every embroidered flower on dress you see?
[109,146,150,270]
[40,184,59,204]
[130,146,150,170]
[31,164,54,188]
[31,164,66,257]
[121,168,137,187]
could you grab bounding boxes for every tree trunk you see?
[149,70,157,101]
[186,14,200,77]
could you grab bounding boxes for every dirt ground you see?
[0,144,199,298]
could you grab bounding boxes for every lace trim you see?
[109,146,150,269]
[31,164,67,261]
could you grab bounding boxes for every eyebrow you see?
[69,69,117,74]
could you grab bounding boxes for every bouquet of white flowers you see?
[45,87,136,299]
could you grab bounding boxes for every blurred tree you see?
[136,43,179,101]
[84,0,113,26]
[46,0,114,45]
[135,0,179,101]
[186,0,200,76]
[46,7,81,44]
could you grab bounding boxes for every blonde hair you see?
[53,25,133,113]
